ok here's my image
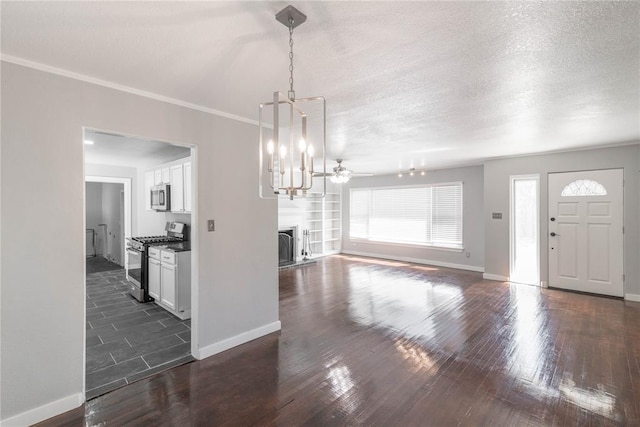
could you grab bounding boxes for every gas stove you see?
[126,222,187,302]
[128,235,184,250]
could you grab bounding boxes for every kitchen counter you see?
[160,241,191,252]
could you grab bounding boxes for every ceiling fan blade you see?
[312,172,334,177]
[352,173,374,176]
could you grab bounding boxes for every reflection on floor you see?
[40,255,640,425]
[85,267,193,399]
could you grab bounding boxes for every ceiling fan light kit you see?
[259,5,326,200]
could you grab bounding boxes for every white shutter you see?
[432,184,463,247]
[370,187,429,245]
[350,189,369,239]
[349,183,463,249]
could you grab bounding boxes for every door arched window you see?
[560,179,607,197]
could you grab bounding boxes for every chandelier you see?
[259,5,326,200]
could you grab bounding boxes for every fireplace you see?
[278,227,297,267]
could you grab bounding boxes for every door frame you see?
[82,126,198,398]
[509,174,540,286]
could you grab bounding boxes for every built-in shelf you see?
[302,190,341,257]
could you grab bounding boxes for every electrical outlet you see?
[208,220,215,232]
[465,252,470,258]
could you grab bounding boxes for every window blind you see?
[350,183,463,248]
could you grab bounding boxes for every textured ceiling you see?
[2,1,639,174]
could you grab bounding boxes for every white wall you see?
[341,165,485,271]
[0,62,278,424]
[101,182,124,265]
[86,163,138,236]
[85,182,103,235]
[483,144,640,297]
[85,182,103,256]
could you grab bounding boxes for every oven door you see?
[126,246,143,286]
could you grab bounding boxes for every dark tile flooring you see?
[86,256,123,274]
[86,267,193,399]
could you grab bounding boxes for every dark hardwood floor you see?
[38,254,640,426]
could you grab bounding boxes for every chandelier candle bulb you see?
[267,140,274,172]
[308,144,314,174]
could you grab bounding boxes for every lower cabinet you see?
[148,257,161,301]
[160,262,177,310]
[147,248,191,320]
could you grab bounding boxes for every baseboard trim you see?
[483,273,509,282]
[625,293,640,302]
[194,321,282,360]
[340,250,484,273]
[1,392,84,427]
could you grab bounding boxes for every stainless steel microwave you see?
[151,184,171,211]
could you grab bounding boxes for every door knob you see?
[550,217,556,221]
[550,232,558,237]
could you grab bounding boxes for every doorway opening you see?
[83,127,198,400]
[85,177,131,270]
[510,175,540,286]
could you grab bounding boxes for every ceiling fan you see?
[314,159,373,184]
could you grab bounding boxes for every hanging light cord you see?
[288,18,295,100]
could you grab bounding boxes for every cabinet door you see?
[148,258,161,301]
[160,263,177,310]
[145,171,154,211]
[161,167,171,184]
[154,170,162,185]
[170,164,184,212]
[183,162,192,212]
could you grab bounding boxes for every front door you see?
[548,169,623,297]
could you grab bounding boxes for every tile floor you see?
[85,267,193,399]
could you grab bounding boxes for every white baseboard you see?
[1,392,83,427]
[194,321,282,360]
[340,250,484,273]
[483,273,509,282]
[625,293,640,302]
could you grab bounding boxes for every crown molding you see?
[1,54,259,126]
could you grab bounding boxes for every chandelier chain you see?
[288,18,295,98]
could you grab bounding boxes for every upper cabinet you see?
[183,162,192,213]
[146,157,192,213]
[170,164,184,212]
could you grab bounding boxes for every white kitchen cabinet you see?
[170,164,184,212]
[154,249,191,319]
[183,162,192,213]
[160,263,177,310]
[161,167,170,184]
[145,171,154,211]
[148,258,161,301]
[147,157,191,213]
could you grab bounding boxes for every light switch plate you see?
[208,220,215,232]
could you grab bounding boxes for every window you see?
[350,183,463,248]
[561,179,607,197]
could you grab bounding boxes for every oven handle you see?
[127,247,143,255]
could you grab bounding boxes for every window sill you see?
[348,238,463,253]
